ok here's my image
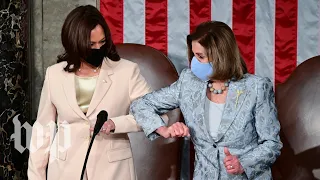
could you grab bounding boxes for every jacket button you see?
[213,144,217,148]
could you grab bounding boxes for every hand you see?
[90,120,115,135]
[156,122,190,138]
[224,147,244,175]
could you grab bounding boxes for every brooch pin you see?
[235,90,244,108]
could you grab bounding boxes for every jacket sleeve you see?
[28,67,57,180]
[110,64,152,133]
[129,69,187,140]
[238,78,283,179]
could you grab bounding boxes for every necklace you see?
[78,67,100,73]
[207,79,231,94]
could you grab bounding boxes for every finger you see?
[172,123,183,136]
[224,161,233,167]
[105,126,111,135]
[182,124,189,137]
[103,124,111,135]
[170,130,176,138]
[171,125,179,137]
[226,168,238,174]
[224,155,233,163]
[174,129,182,137]
[100,124,107,131]
[225,164,238,170]
[168,127,176,137]
[178,123,186,137]
[227,156,239,166]
[224,147,232,156]
[175,124,184,137]
[179,123,186,135]
[175,122,183,137]
[232,166,242,174]
[224,156,234,167]
[225,164,233,170]
[106,124,113,135]
[178,123,188,137]
[102,122,108,129]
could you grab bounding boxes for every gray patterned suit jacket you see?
[130,69,282,180]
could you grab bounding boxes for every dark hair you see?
[187,21,247,81]
[57,5,120,72]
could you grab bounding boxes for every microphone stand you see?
[80,132,98,180]
[80,110,108,180]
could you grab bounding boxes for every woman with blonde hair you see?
[130,21,282,179]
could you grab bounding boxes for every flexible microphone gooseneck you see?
[80,110,108,180]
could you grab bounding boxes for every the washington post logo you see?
[10,114,72,158]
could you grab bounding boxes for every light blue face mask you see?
[190,56,214,81]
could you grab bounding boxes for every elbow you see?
[129,97,142,115]
[268,139,283,164]
[259,138,283,163]
[275,139,283,158]
[272,132,283,158]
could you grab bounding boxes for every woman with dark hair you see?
[130,21,283,179]
[28,5,151,180]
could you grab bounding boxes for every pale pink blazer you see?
[28,58,152,180]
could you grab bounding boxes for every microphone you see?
[93,110,108,135]
[80,110,108,180]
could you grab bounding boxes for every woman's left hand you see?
[90,120,115,135]
[223,147,244,175]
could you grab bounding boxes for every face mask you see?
[190,56,214,81]
[85,43,108,67]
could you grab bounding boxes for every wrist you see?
[108,119,116,131]
[156,126,166,133]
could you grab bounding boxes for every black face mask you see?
[85,43,108,67]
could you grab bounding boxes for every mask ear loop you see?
[105,42,118,61]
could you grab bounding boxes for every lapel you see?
[62,58,114,119]
[63,71,88,120]
[86,58,114,117]
[215,78,248,142]
[191,79,215,143]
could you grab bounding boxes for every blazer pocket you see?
[49,148,67,161]
[107,147,132,162]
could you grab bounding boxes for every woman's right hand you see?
[156,122,190,138]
